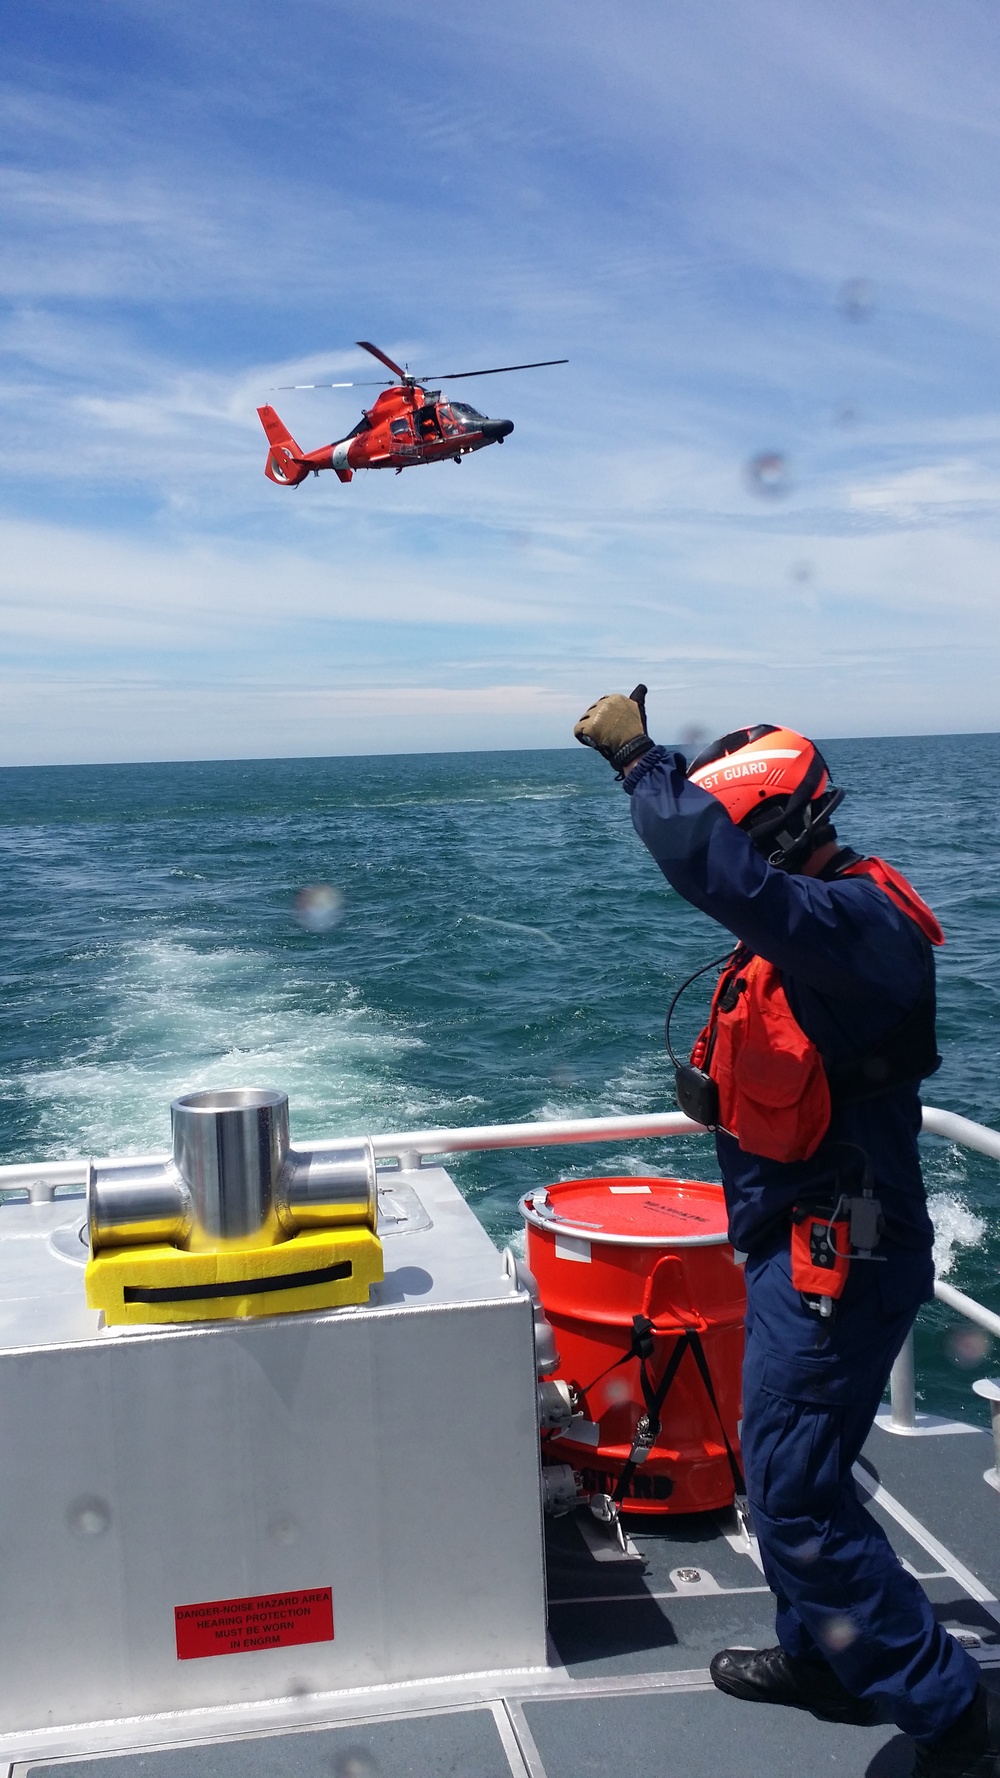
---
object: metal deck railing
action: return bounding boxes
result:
[1,1102,997,1447]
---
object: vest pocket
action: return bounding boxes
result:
[731,1045,830,1160]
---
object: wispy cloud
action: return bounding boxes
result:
[1,0,999,761]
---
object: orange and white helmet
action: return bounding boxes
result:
[686,724,844,868]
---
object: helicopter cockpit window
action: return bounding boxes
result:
[449,403,486,424]
[390,418,412,437]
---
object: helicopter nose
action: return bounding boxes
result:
[481,418,514,441]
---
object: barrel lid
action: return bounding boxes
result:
[520,1175,729,1248]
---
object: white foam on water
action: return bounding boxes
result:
[506,1225,527,1261]
[927,1192,986,1278]
[2,936,453,1160]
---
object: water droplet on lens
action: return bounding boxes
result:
[267,1513,300,1545]
[838,278,876,321]
[822,1613,857,1651]
[834,402,860,428]
[790,561,813,585]
[679,723,708,749]
[745,452,791,498]
[790,1535,822,1565]
[944,1326,990,1369]
[67,1495,111,1536]
[294,885,344,933]
[334,1752,380,1778]
[549,1063,575,1089]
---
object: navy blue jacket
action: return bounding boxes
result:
[626,747,936,1259]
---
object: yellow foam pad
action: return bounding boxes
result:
[86,1226,383,1326]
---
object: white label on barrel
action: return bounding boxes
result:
[608,1184,651,1193]
[554,1233,591,1263]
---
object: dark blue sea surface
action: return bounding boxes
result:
[0,737,996,1419]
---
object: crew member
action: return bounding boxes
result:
[574,687,999,1778]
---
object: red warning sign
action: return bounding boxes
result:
[174,1587,334,1660]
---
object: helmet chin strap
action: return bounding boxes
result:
[760,787,846,871]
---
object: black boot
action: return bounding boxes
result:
[710,1645,878,1726]
[914,1688,1000,1777]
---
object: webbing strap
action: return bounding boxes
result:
[611,1328,690,1506]
[685,1327,745,1497]
[610,1317,745,1508]
[577,1312,656,1399]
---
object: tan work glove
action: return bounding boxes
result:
[574,684,654,775]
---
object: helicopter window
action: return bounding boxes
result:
[390,418,412,437]
[449,402,486,423]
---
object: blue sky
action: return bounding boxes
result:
[2,0,1000,763]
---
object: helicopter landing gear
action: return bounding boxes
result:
[454,454,462,464]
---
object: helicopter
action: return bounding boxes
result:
[256,340,567,486]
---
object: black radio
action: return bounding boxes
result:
[673,1062,720,1128]
[665,950,737,1129]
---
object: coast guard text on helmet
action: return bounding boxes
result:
[701,761,771,791]
[690,746,802,795]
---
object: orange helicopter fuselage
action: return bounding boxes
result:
[258,384,513,486]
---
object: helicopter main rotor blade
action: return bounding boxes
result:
[274,352,568,392]
[357,340,410,380]
[274,379,393,390]
[420,358,569,381]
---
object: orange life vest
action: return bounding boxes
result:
[689,858,944,1164]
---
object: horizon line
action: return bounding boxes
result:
[0,730,997,773]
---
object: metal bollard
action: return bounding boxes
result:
[173,1088,289,1246]
[88,1089,377,1253]
[86,1157,192,1254]
[279,1138,377,1235]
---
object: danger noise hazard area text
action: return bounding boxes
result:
[174,1587,334,1660]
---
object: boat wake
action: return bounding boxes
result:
[1,936,453,1160]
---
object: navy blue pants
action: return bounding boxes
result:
[742,1242,979,1741]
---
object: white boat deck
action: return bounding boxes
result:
[4,1378,998,1777]
[1,1106,998,1777]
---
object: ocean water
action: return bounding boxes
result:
[0,736,997,1421]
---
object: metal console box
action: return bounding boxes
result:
[0,1164,547,1735]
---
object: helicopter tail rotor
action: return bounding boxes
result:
[257,406,311,486]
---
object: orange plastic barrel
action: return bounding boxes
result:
[521,1176,746,1515]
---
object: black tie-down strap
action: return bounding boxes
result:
[610,1314,745,1509]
